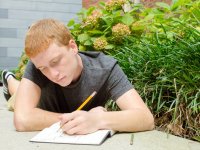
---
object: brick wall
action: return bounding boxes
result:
[0,0,82,70]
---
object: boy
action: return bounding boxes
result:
[2,19,154,135]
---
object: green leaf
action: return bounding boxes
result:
[156,2,171,11]
[172,0,179,4]
[87,7,95,16]
[67,19,75,27]
[121,13,134,25]
[192,136,200,142]
[192,7,200,21]
[171,0,185,11]
[98,1,105,8]
[87,30,104,35]
[105,44,115,49]
[79,45,86,51]
[166,32,174,41]
[114,10,122,17]
[84,40,92,46]
[78,8,88,20]
[77,33,90,43]
[90,37,96,42]
[102,16,113,26]
[73,24,81,29]
[143,14,154,21]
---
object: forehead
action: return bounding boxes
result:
[31,43,65,67]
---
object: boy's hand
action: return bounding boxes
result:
[59,107,106,135]
[89,106,107,113]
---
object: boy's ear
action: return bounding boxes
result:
[69,39,78,50]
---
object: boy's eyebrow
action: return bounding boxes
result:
[35,53,61,69]
[36,58,55,69]
[34,62,47,69]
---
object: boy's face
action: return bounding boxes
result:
[31,40,83,87]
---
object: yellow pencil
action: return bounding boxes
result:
[77,91,97,110]
[57,91,97,132]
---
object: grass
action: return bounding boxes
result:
[105,22,200,141]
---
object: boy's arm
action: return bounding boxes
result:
[100,88,155,132]
[14,78,60,131]
[59,88,154,135]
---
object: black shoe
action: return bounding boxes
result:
[1,70,15,101]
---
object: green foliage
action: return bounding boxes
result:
[69,0,200,140]
[68,0,141,51]
[14,52,29,80]
[136,25,200,140]
[105,99,120,111]
[68,0,200,50]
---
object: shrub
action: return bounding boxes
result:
[68,0,200,141]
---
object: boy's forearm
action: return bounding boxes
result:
[14,108,61,131]
[99,109,154,132]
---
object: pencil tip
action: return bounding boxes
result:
[91,91,97,97]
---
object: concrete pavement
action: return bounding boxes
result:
[0,87,199,150]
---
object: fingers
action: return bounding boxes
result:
[59,111,86,134]
[63,120,96,135]
[58,109,101,135]
[62,119,80,134]
[59,111,82,126]
[64,124,86,135]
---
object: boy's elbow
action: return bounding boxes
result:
[147,112,155,130]
[14,113,29,132]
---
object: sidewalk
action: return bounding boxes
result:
[0,87,199,150]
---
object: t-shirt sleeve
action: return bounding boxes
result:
[23,61,48,88]
[106,64,133,101]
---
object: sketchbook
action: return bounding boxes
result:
[30,122,115,145]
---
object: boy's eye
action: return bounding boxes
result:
[52,60,58,64]
[39,67,46,71]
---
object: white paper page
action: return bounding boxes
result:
[30,122,114,145]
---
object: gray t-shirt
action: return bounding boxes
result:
[23,51,133,113]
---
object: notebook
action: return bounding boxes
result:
[30,122,115,145]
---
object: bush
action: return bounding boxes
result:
[14,52,28,80]
[68,0,200,141]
